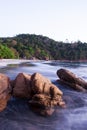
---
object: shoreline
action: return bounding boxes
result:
[0,59,87,68]
[0,59,31,68]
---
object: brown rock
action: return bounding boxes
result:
[29,94,55,116]
[29,94,51,108]
[0,73,11,94]
[57,68,87,92]
[29,93,65,116]
[10,72,65,116]
[31,73,51,94]
[50,84,63,98]
[12,73,32,99]
[30,105,55,116]
[0,73,11,111]
[0,94,11,112]
[31,73,63,96]
[30,94,65,108]
[29,73,65,115]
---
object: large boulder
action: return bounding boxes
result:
[0,95,10,112]
[57,68,87,92]
[11,72,65,116]
[12,73,32,99]
[31,73,51,95]
[29,73,65,116]
[0,73,11,111]
[31,73,63,96]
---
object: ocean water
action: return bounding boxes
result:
[0,60,87,130]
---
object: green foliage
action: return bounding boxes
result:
[0,44,15,59]
[0,34,87,60]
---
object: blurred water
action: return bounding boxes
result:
[0,60,87,130]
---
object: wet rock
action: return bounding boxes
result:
[57,68,87,92]
[0,73,11,111]
[12,73,32,99]
[31,73,63,96]
[10,72,65,116]
[0,94,11,112]
[0,71,65,115]
[29,94,55,116]
[31,73,51,94]
[29,73,65,115]
[29,104,55,116]
[29,94,65,108]
[29,94,52,108]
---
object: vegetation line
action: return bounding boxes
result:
[0,34,87,60]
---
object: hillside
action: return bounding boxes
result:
[0,34,87,60]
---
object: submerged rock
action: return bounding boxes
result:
[57,68,87,92]
[29,102,55,116]
[0,73,11,111]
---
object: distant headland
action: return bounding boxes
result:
[0,34,87,61]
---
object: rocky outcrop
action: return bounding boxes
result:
[29,73,65,115]
[31,73,63,94]
[57,68,87,92]
[0,72,65,116]
[12,73,32,99]
[0,73,11,111]
[31,73,64,101]
[12,72,65,116]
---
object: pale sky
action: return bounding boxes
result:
[0,0,87,42]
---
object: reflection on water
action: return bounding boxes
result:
[0,60,87,130]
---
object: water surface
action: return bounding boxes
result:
[0,60,87,130]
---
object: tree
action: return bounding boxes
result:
[0,45,15,59]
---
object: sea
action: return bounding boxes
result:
[0,60,87,130]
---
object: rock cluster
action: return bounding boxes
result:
[0,72,65,116]
[1,68,87,116]
[57,68,87,92]
[0,73,11,112]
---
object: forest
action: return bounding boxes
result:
[0,34,87,60]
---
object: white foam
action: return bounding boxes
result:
[0,59,29,68]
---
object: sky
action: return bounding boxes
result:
[0,0,87,42]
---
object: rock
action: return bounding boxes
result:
[39,107,54,116]
[31,73,63,96]
[57,68,87,92]
[29,73,65,115]
[12,73,32,99]
[29,94,52,108]
[30,105,55,116]
[0,73,11,111]
[0,94,11,112]
[31,73,51,94]
[29,94,65,108]
[0,73,11,94]
[29,93,65,116]
[29,94,55,116]
[0,71,66,115]
[10,72,65,116]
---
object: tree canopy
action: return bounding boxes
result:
[0,34,87,60]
